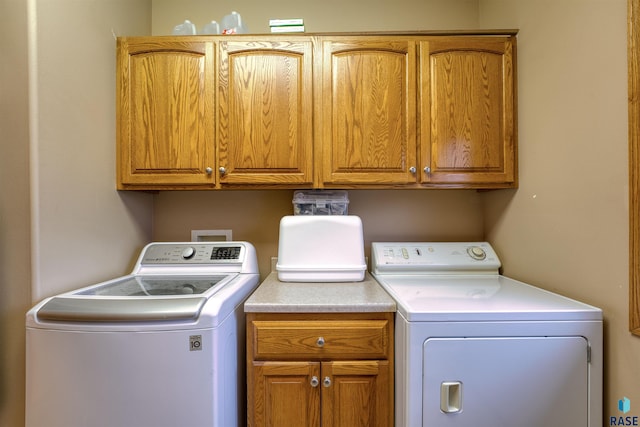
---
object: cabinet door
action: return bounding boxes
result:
[322,361,392,427]
[218,38,314,185]
[251,361,320,427]
[320,38,418,185]
[420,37,517,187]
[117,38,215,188]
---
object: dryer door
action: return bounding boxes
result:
[423,336,589,427]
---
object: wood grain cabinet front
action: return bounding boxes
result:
[247,313,394,427]
[116,32,517,190]
[217,38,314,186]
[251,319,389,359]
[319,35,517,188]
[419,36,517,188]
[116,37,216,189]
[318,38,418,186]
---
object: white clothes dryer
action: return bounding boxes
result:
[26,241,260,427]
[371,242,602,427]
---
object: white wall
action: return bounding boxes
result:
[479,0,631,421]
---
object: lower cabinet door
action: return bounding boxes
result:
[251,360,392,427]
[322,361,392,427]
[251,361,321,427]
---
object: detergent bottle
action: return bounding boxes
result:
[221,11,248,34]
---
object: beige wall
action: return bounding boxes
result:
[1,0,633,426]
[150,0,486,280]
[153,190,484,280]
[0,1,32,425]
[31,1,155,301]
[479,0,630,421]
[31,0,156,300]
[149,1,488,279]
[151,0,479,35]
[153,0,635,423]
[0,1,154,426]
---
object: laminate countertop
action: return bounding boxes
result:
[244,271,396,313]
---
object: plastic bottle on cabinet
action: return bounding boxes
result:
[201,21,220,35]
[221,11,247,34]
[172,20,196,35]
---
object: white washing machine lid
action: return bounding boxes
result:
[34,274,236,322]
[373,274,603,322]
[28,242,260,326]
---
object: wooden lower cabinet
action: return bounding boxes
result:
[247,313,394,427]
[322,360,391,427]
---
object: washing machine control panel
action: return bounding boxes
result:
[371,242,501,274]
[140,243,245,264]
[132,241,259,275]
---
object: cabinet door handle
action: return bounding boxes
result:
[409,166,417,174]
[424,166,431,174]
[219,167,227,176]
[310,376,319,387]
[205,167,213,175]
[323,376,332,388]
[316,337,325,347]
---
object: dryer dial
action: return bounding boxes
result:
[467,246,487,260]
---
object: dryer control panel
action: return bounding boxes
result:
[371,242,501,275]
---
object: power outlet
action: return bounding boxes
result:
[191,229,232,242]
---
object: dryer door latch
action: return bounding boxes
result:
[440,381,463,413]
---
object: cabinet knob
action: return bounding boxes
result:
[310,376,319,387]
[409,166,417,174]
[205,167,213,175]
[219,167,227,176]
[323,376,332,388]
[316,337,325,347]
[424,166,431,174]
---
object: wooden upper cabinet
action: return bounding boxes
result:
[420,36,517,187]
[217,38,314,185]
[115,33,517,190]
[117,38,216,188]
[319,38,417,185]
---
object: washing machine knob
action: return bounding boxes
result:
[181,247,196,260]
[467,246,486,260]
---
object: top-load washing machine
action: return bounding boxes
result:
[26,241,260,427]
[371,242,602,427]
